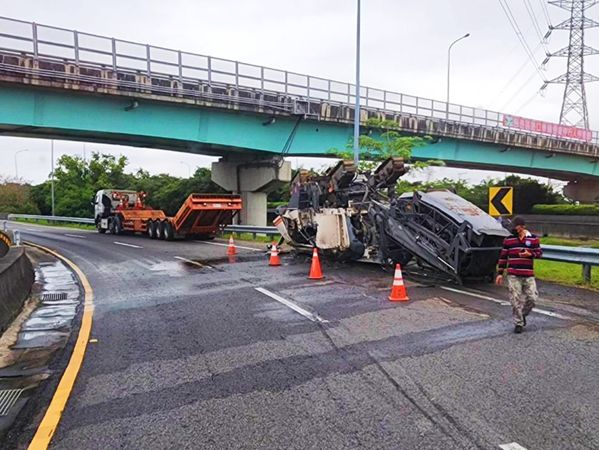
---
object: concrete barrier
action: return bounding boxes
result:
[523,215,599,239]
[0,247,34,333]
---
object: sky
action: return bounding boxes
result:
[2,0,597,187]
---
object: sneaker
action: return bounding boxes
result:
[514,325,523,334]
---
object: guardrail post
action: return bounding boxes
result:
[583,264,592,284]
[14,230,21,246]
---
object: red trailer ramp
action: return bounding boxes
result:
[167,194,242,240]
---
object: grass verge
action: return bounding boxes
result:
[535,259,599,291]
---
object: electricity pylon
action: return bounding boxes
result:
[543,1,599,129]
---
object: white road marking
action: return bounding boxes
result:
[255,287,329,324]
[174,256,213,269]
[113,241,143,249]
[194,240,262,252]
[64,234,86,239]
[532,309,570,319]
[499,443,528,450]
[441,286,510,306]
[441,286,570,320]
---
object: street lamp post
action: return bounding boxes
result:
[51,140,55,217]
[14,149,28,179]
[446,33,470,118]
[353,0,361,165]
[180,161,192,178]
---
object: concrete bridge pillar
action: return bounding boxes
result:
[564,179,599,203]
[211,157,292,226]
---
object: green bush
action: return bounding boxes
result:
[532,204,599,215]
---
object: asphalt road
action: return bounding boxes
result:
[5,222,599,450]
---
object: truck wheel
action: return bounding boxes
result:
[149,221,158,239]
[147,221,154,239]
[163,221,174,241]
[109,218,116,234]
[96,218,106,234]
[113,215,123,235]
[157,221,165,240]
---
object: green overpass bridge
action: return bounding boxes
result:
[0,16,598,223]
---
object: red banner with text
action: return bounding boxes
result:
[502,115,593,142]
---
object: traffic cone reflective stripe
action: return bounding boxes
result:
[227,236,237,256]
[388,263,409,302]
[269,243,281,266]
[308,247,324,280]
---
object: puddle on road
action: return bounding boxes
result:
[0,253,81,436]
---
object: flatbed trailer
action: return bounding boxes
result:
[94,190,241,240]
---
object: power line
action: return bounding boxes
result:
[537,0,554,26]
[491,41,544,107]
[499,68,540,110]
[524,0,548,48]
[497,0,547,82]
[514,88,542,113]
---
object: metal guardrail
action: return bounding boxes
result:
[8,214,95,224]
[6,214,597,282]
[542,244,599,283]
[224,225,278,236]
[6,214,279,235]
[0,15,598,151]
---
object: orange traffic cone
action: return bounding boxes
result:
[269,243,281,266]
[388,264,409,302]
[308,247,324,280]
[227,236,237,256]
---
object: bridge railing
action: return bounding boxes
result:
[1,15,597,148]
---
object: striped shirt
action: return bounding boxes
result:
[497,231,542,277]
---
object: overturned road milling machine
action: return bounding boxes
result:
[274,158,509,283]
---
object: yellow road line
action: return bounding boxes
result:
[25,242,94,450]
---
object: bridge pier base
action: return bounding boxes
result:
[564,179,599,203]
[211,157,292,226]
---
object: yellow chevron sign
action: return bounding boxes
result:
[0,231,11,258]
[489,187,513,217]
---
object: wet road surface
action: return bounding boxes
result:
[3,221,599,450]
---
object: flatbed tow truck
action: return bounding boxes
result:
[93,189,242,240]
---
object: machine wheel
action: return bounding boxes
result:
[113,215,123,235]
[163,221,174,241]
[109,218,116,234]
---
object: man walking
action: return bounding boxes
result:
[495,217,543,333]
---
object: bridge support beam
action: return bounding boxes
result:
[564,179,599,203]
[212,157,292,226]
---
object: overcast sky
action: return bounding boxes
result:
[2,0,596,186]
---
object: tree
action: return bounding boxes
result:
[30,153,227,217]
[329,118,444,172]
[0,177,40,214]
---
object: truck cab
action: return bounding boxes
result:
[93,189,139,233]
